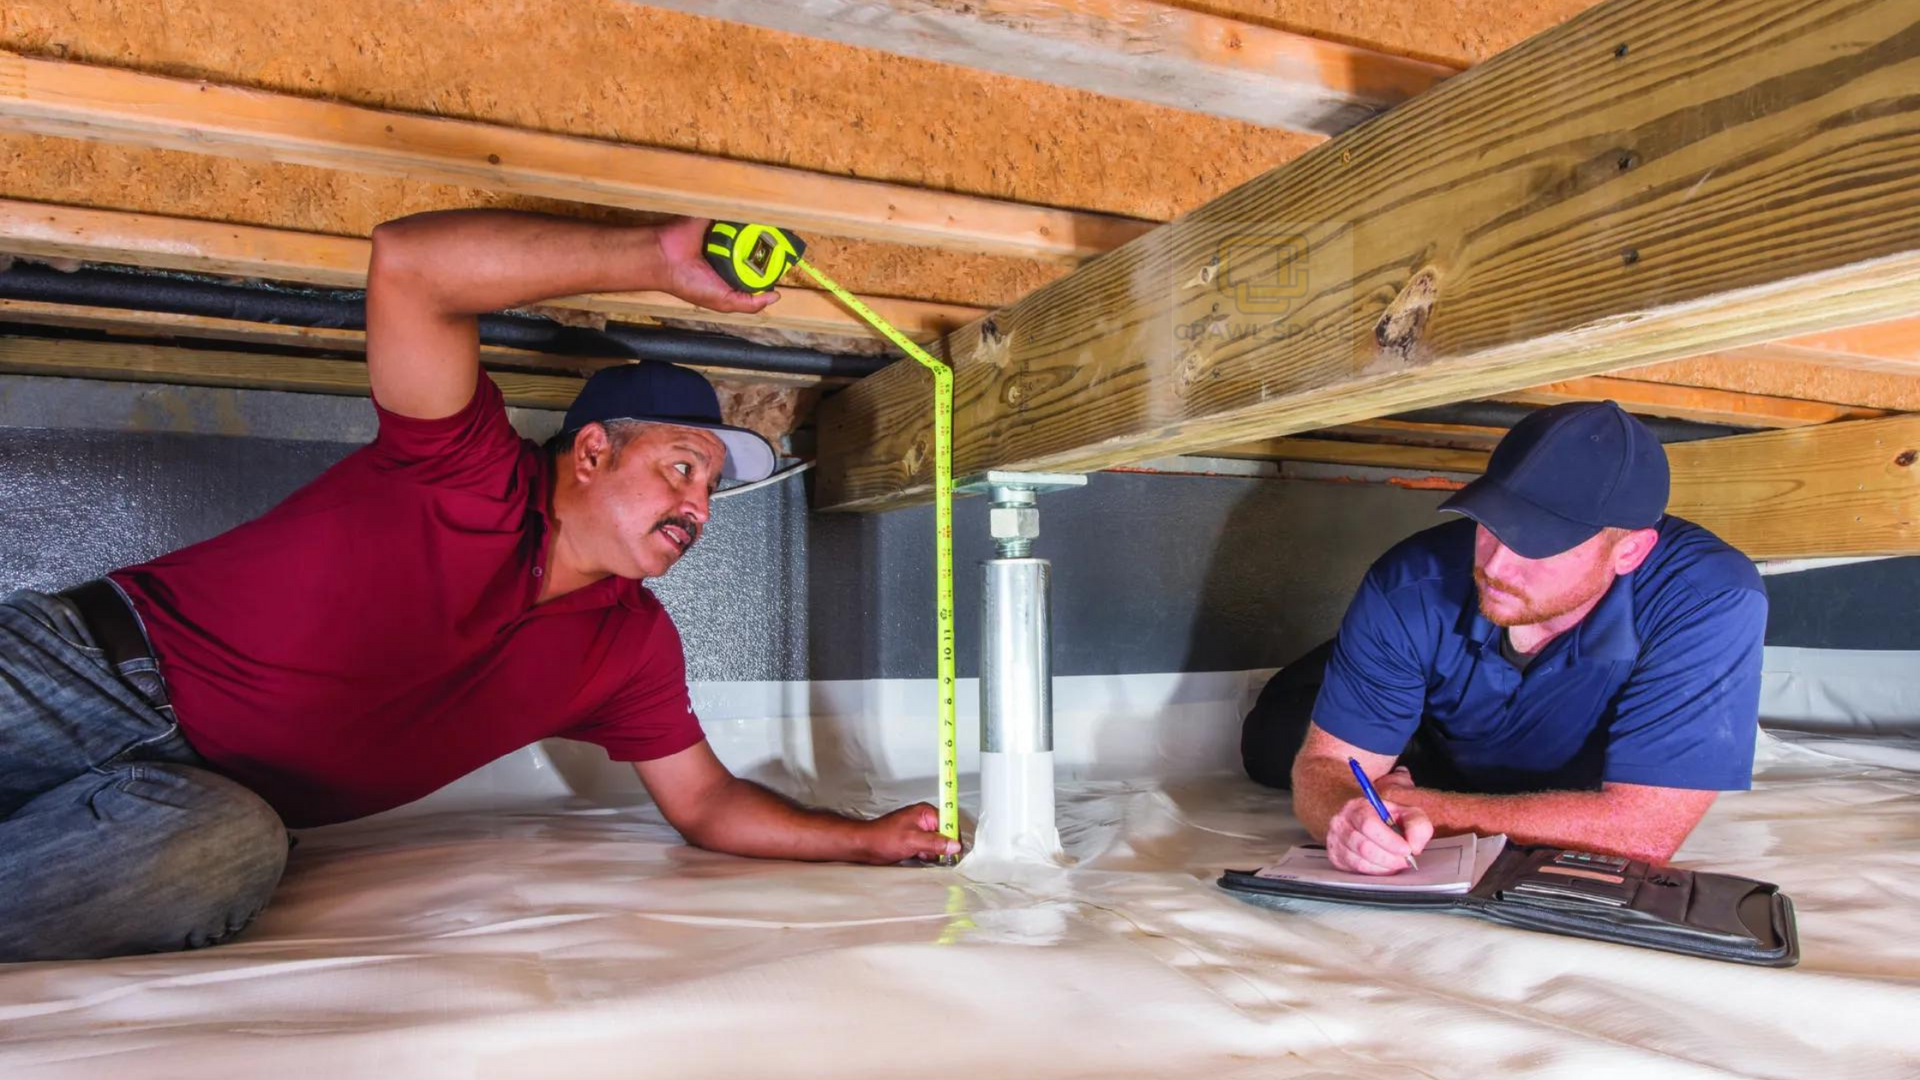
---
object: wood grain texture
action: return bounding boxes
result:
[1668,415,1920,558]
[0,199,986,342]
[1315,418,1510,449]
[0,52,1154,263]
[815,0,1920,512]
[1207,436,1490,472]
[0,334,584,409]
[1493,376,1887,428]
[1774,315,1920,363]
[0,298,837,388]
[643,0,1458,134]
[1220,417,1920,558]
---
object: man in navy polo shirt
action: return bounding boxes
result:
[1241,402,1767,874]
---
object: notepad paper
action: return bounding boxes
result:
[1254,833,1509,893]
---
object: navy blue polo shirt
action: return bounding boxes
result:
[1313,517,1767,793]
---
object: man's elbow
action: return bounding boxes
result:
[1604,786,1716,866]
[367,217,441,300]
[677,822,724,853]
[660,781,744,854]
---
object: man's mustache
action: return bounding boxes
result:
[652,514,702,552]
[1474,569,1523,599]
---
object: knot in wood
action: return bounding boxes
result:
[1175,347,1209,393]
[1373,267,1441,362]
[976,317,1012,366]
[1896,449,1917,468]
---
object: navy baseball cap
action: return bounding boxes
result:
[1439,401,1669,559]
[560,362,776,483]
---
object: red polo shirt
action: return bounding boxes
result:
[111,378,705,827]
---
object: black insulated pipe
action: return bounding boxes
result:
[0,263,891,380]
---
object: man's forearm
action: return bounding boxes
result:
[1292,755,1367,842]
[680,777,875,863]
[1390,786,1673,861]
[370,209,672,317]
[1295,756,1695,864]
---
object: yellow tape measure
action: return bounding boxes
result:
[705,221,959,863]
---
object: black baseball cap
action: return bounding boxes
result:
[1439,401,1668,559]
[560,362,776,483]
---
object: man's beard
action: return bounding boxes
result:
[1473,565,1612,628]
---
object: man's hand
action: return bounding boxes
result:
[637,743,962,865]
[653,217,782,315]
[1325,796,1433,875]
[852,803,962,865]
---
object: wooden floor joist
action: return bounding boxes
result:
[1220,417,1920,560]
[1493,376,1887,428]
[1668,415,1920,559]
[1773,315,1920,365]
[0,200,987,343]
[814,0,1920,512]
[0,52,1154,263]
[1208,437,1491,474]
[1314,418,1510,450]
[0,298,838,388]
[1622,351,1920,413]
[641,0,1458,135]
[0,334,586,410]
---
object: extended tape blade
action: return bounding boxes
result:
[795,259,961,858]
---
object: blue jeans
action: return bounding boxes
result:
[0,589,287,962]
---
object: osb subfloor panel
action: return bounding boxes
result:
[1626,356,1920,414]
[0,133,1056,310]
[0,0,1334,310]
[1183,0,1603,69]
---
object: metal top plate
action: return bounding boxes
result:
[956,470,1089,496]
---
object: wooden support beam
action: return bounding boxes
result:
[1316,418,1510,450]
[0,334,584,410]
[1221,418,1920,559]
[0,200,986,343]
[641,0,1457,135]
[1208,437,1490,473]
[0,298,837,388]
[1494,376,1887,428]
[815,0,1920,512]
[1668,416,1919,558]
[0,52,1152,263]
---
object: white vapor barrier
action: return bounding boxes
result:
[1761,646,1920,736]
[4,671,1920,1078]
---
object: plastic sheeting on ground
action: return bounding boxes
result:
[3,670,1918,1079]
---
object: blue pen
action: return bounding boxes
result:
[1348,757,1419,871]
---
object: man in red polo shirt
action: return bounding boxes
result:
[0,210,956,962]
